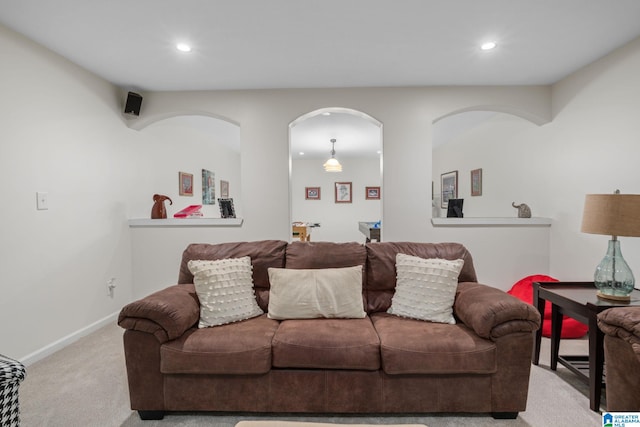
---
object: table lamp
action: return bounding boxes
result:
[581,191,640,301]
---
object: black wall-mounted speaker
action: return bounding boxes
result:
[124,91,142,116]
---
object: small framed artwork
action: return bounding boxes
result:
[365,186,380,200]
[335,182,352,203]
[202,169,215,204]
[305,187,321,200]
[220,180,229,198]
[471,168,483,196]
[218,198,236,218]
[179,172,193,196]
[440,170,458,208]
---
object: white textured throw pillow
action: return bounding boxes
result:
[267,266,366,319]
[188,257,263,328]
[388,253,464,324]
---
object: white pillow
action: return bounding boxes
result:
[188,257,263,328]
[267,266,365,319]
[387,253,464,324]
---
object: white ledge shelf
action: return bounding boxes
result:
[128,218,243,228]
[431,217,552,227]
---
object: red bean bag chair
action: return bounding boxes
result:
[507,274,588,338]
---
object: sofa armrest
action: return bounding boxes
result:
[598,307,640,347]
[454,282,541,340]
[118,284,200,343]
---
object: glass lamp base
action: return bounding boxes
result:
[593,240,635,302]
[596,290,631,302]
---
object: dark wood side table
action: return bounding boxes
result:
[531,281,640,412]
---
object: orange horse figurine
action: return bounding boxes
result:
[151,194,172,219]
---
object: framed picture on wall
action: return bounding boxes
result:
[220,180,229,198]
[440,170,458,208]
[365,186,380,200]
[471,168,482,196]
[335,182,352,203]
[202,169,215,204]
[179,172,193,196]
[305,187,321,200]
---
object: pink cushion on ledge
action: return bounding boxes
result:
[507,274,588,339]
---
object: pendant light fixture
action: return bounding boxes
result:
[323,138,342,172]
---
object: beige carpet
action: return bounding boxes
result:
[17,323,603,427]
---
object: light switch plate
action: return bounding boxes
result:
[36,192,49,210]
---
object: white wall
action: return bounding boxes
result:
[0,25,138,361]
[0,25,243,361]
[432,36,640,287]
[134,85,550,239]
[126,86,550,298]
[291,157,382,243]
[547,36,640,281]
[6,18,640,362]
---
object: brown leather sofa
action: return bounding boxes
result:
[118,240,540,420]
[598,307,640,411]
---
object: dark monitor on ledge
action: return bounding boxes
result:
[447,199,464,218]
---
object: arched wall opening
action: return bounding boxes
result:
[432,106,548,218]
[130,113,241,218]
[289,107,383,242]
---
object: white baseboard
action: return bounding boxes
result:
[20,311,120,366]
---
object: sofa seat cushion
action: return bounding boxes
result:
[272,317,380,370]
[160,314,280,375]
[371,312,496,375]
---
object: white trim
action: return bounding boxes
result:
[128,217,243,227]
[19,311,120,366]
[431,217,552,227]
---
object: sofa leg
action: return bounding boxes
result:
[138,410,164,420]
[492,412,518,419]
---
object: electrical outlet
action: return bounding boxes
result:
[107,278,116,297]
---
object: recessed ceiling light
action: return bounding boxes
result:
[481,41,497,51]
[299,152,305,156]
[176,43,192,53]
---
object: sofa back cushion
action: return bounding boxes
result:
[178,240,288,311]
[285,241,367,270]
[365,242,477,313]
[285,241,368,310]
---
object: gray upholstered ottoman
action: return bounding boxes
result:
[0,355,26,427]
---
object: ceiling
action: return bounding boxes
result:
[2,0,640,155]
[291,111,382,160]
[1,0,640,92]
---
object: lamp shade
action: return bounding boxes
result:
[581,194,640,237]
[323,157,342,172]
[323,138,342,172]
